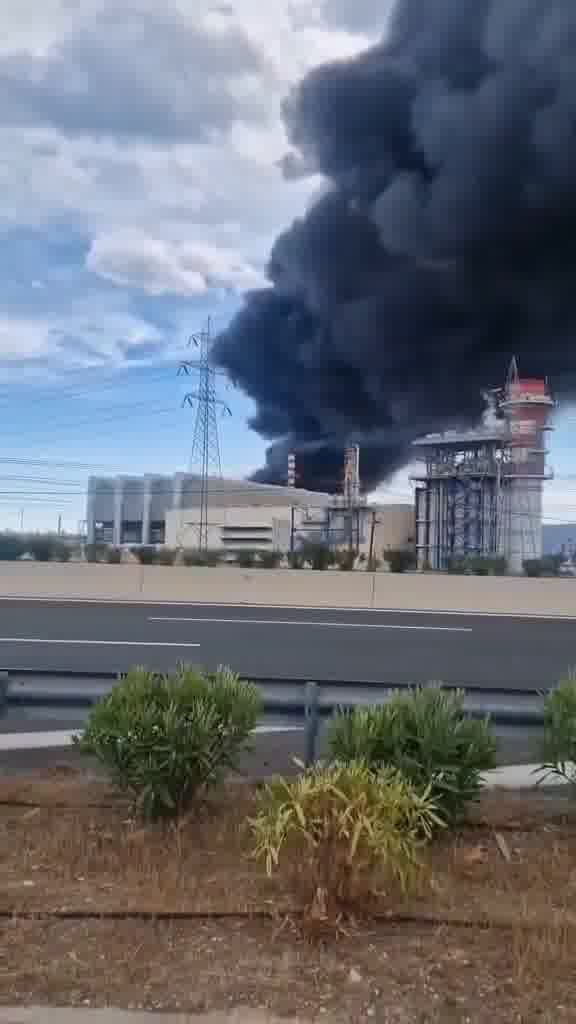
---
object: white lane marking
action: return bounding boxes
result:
[0,638,200,647]
[0,724,304,751]
[149,616,472,632]
[0,596,574,621]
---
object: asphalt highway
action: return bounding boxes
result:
[0,598,574,688]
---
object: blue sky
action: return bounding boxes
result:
[1,0,575,532]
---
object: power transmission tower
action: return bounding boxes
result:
[178,318,231,551]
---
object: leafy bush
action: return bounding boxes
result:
[384,548,416,573]
[0,534,26,560]
[523,558,542,577]
[156,548,176,566]
[75,664,261,821]
[251,760,440,928]
[182,548,221,567]
[539,676,576,788]
[85,543,110,563]
[300,541,334,571]
[236,549,258,568]
[288,551,305,569]
[106,547,122,564]
[54,542,72,562]
[524,555,563,578]
[328,687,496,826]
[258,550,283,569]
[448,555,507,575]
[133,546,157,565]
[471,555,507,576]
[27,536,57,562]
[335,549,356,571]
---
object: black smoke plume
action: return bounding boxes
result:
[213,0,576,492]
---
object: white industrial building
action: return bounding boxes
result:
[86,472,414,559]
[86,474,333,553]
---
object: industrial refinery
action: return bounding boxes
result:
[412,362,554,574]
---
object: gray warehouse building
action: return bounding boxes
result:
[86,473,334,552]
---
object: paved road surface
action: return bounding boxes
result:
[0,599,574,687]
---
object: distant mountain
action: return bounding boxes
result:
[543,524,576,555]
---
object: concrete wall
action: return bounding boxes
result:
[365,504,415,559]
[1,562,576,616]
[165,504,293,551]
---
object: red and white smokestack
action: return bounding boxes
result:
[287,453,296,488]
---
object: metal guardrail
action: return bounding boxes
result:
[0,669,549,766]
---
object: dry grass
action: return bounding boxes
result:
[2,917,576,1021]
[0,782,284,915]
[2,774,576,1020]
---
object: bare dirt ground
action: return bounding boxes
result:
[1,772,576,1022]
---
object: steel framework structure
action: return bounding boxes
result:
[412,367,554,572]
[178,318,231,551]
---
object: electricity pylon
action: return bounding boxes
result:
[178,318,231,551]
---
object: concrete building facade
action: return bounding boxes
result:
[86,474,415,559]
[86,474,333,551]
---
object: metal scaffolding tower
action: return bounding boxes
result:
[411,365,554,572]
[178,318,231,551]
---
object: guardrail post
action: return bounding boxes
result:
[0,672,8,718]
[304,681,319,768]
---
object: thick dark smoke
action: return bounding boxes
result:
[213,0,576,492]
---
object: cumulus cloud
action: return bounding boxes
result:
[320,0,395,33]
[0,0,381,376]
[0,3,270,142]
[87,231,266,297]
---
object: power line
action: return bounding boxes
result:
[0,364,175,412]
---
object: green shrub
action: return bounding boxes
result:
[75,664,261,821]
[106,547,122,564]
[236,549,258,568]
[85,543,109,563]
[335,549,356,571]
[300,541,334,571]
[251,760,441,928]
[448,555,507,575]
[54,542,72,562]
[26,535,57,562]
[328,687,496,827]
[384,548,415,573]
[156,548,176,566]
[258,550,283,569]
[288,551,305,569]
[524,554,563,578]
[0,534,26,561]
[182,548,221,567]
[539,676,576,788]
[133,546,157,565]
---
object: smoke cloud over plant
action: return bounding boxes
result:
[214,0,576,491]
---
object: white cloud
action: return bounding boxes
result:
[0,307,166,370]
[0,0,378,370]
[87,231,266,297]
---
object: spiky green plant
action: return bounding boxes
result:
[251,759,441,926]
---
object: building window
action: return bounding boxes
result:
[121,521,143,544]
[94,521,114,544]
[150,521,166,544]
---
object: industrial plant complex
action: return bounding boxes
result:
[86,470,414,561]
[85,363,555,574]
[412,363,554,574]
